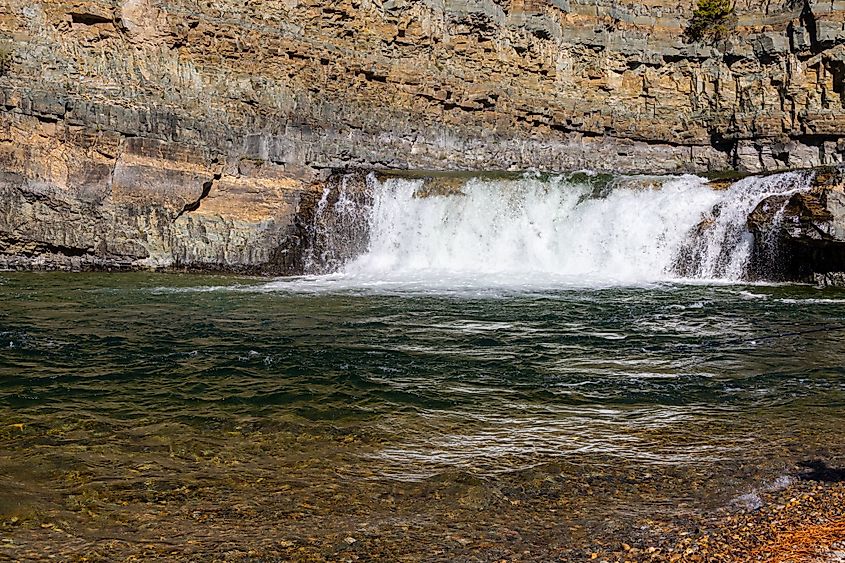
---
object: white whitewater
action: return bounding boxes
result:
[348,174,718,284]
[282,170,813,292]
[678,171,810,280]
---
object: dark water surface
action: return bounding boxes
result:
[1,272,844,559]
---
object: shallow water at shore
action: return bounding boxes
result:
[1,272,844,559]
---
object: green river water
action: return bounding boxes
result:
[0,272,843,560]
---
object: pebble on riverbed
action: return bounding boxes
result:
[587,477,845,563]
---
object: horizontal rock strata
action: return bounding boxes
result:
[2,0,845,270]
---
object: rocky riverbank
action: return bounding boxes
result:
[594,471,845,563]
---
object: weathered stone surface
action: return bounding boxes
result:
[748,168,845,282]
[0,111,310,272]
[2,0,845,270]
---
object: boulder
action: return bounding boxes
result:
[747,168,845,283]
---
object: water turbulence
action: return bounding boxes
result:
[301,170,815,285]
[302,172,374,274]
[2,166,844,559]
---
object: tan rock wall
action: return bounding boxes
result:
[1,0,845,270]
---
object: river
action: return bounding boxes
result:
[1,271,843,559]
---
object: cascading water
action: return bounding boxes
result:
[300,170,815,287]
[302,173,374,275]
[673,171,812,280]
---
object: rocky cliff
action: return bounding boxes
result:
[2,0,845,272]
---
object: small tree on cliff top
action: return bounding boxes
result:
[684,0,736,43]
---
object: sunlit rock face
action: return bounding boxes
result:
[2,0,845,271]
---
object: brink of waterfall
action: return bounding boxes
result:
[298,169,835,287]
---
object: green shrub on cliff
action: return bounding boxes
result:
[684,0,736,43]
[0,40,12,76]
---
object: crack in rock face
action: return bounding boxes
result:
[173,172,221,222]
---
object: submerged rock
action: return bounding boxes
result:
[415,177,467,198]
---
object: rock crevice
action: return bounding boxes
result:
[174,171,221,222]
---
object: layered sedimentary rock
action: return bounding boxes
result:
[2,0,845,270]
[0,110,308,271]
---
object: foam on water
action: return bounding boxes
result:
[348,174,719,283]
[777,298,845,304]
[264,170,814,292]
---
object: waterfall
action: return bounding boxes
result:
[302,173,374,275]
[301,170,814,287]
[673,171,812,280]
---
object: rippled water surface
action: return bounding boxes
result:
[1,272,844,558]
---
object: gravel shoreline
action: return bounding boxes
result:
[584,465,845,563]
[2,464,843,562]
